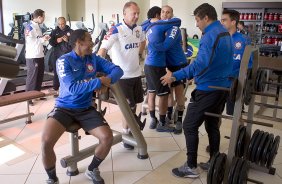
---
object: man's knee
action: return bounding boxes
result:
[41,136,55,153]
[176,105,185,111]
[99,131,113,146]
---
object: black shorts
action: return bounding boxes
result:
[118,77,144,107]
[168,64,187,87]
[144,65,170,96]
[47,106,108,132]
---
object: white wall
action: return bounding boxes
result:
[2,0,64,34]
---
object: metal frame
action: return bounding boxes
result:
[60,83,148,176]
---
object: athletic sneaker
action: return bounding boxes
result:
[123,142,134,150]
[172,162,200,178]
[199,161,210,171]
[174,121,182,134]
[85,168,105,184]
[46,178,59,184]
[156,122,174,132]
[165,117,173,124]
[149,118,158,129]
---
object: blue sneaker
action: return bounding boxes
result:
[149,118,158,129]
[85,168,105,184]
[172,162,200,178]
[46,178,59,184]
[156,122,174,132]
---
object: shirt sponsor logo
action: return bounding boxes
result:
[125,43,139,49]
[57,59,66,77]
[234,54,241,60]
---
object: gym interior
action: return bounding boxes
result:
[0,0,282,183]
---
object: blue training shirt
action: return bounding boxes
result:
[231,32,253,78]
[173,21,233,91]
[142,18,181,67]
[55,51,123,109]
[149,20,187,67]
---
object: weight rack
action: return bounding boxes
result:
[206,45,282,184]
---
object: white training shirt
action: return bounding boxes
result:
[25,21,45,59]
[100,20,145,79]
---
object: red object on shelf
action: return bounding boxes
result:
[278,24,282,33]
[274,13,279,21]
[240,13,244,20]
[269,13,274,20]
[244,13,249,20]
[266,36,273,44]
[248,13,253,20]
[280,13,282,21]
[264,13,269,20]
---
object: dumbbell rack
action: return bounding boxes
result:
[223,46,282,183]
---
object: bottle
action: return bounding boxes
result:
[269,13,274,21]
[274,13,278,21]
[249,13,253,20]
[280,13,282,21]
[264,13,269,20]
[258,13,262,20]
[261,36,266,44]
[274,36,279,46]
[244,13,249,20]
[240,13,243,20]
[266,36,272,44]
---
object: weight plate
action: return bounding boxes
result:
[255,132,269,164]
[236,125,246,157]
[251,130,264,162]
[247,129,260,161]
[261,133,274,166]
[255,70,262,92]
[232,158,244,184]
[207,152,220,184]
[228,157,239,184]
[266,136,280,168]
[212,153,227,184]
[238,159,249,184]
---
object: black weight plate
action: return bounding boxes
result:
[230,78,238,102]
[238,159,249,184]
[228,157,239,184]
[236,126,246,157]
[255,132,269,164]
[247,129,260,161]
[212,153,227,184]
[232,158,244,184]
[261,133,274,166]
[251,130,264,162]
[207,152,220,184]
[266,136,281,168]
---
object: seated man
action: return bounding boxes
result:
[41,29,123,184]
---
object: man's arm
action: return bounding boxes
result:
[97,48,108,58]
[150,26,181,51]
[97,26,119,58]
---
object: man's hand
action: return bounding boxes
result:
[62,35,68,42]
[99,76,111,87]
[160,68,173,86]
[44,35,51,41]
[96,84,109,96]
[57,37,63,43]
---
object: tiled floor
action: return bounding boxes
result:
[0,86,282,184]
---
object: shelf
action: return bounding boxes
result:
[261,32,282,35]
[263,20,282,23]
[240,20,262,22]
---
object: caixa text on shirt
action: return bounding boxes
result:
[125,43,139,49]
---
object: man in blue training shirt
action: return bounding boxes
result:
[149,5,188,135]
[142,9,181,133]
[161,3,233,178]
[221,9,253,115]
[41,29,123,184]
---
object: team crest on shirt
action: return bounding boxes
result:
[234,42,242,49]
[135,30,140,38]
[86,63,95,73]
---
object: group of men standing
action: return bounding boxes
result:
[24,2,252,184]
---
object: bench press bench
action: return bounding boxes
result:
[0,91,45,124]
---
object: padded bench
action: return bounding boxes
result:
[0,90,45,124]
